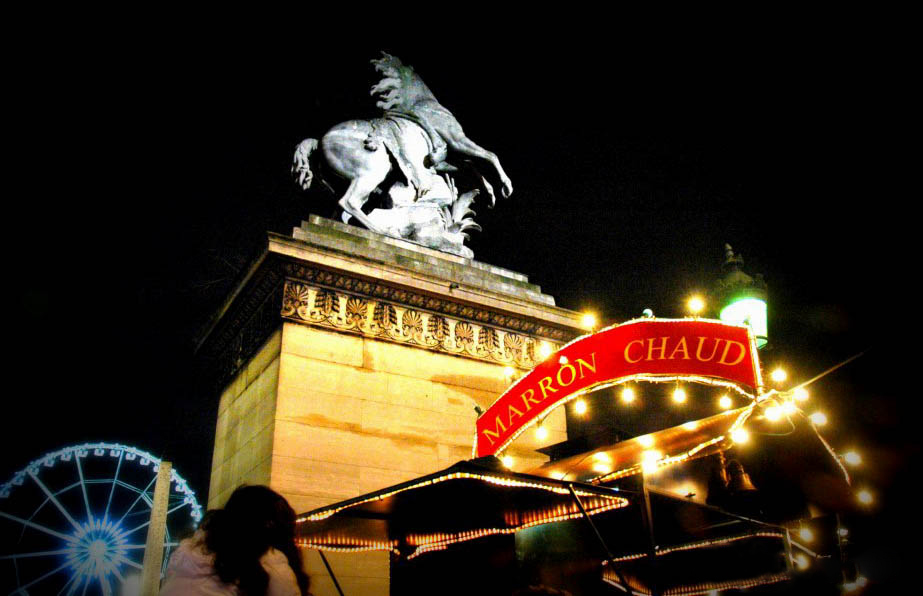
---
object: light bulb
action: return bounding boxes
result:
[580,313,597,330]
[538,342,553,360]
[765,405,782,422]
[621,387,636,403]
[809,412,828,426]
[687,295,705,315]
[641,449,662,462]
[591,462,612,474]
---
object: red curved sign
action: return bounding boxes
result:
[475,318,761,457]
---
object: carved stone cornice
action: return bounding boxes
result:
[279,261,575,343]
[196,229,583,395]
[195,258,285,395]
[281,277,563,368]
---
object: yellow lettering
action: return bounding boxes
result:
[668,336,690,360]
[625,340,644,363]
[520,389,541,411]
[557,363,576,387]
[481,416,507,446]
[695,337,720,362]
[718,340,747,366]
[507,404,524,425]
[538,376,557,399]
[576,353,597,378]
[648,337,669,360]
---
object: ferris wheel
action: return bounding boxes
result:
[0,442,203,595]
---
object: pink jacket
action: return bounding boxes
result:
[160,533,301,596]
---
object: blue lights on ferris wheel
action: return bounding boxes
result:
[1,442,204,595]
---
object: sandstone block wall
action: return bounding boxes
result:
[202,221,582,596]
[208,330,281,510]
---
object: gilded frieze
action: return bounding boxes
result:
[281,279,557,368]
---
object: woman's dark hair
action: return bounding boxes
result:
[202,485,310,595]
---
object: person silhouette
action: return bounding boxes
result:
[160,485,310,595]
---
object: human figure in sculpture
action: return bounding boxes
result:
[369,52,513,199]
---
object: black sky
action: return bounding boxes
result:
[7,27,916,578]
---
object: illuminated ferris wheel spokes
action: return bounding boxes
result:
[0,443,203,596]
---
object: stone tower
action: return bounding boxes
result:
[196,216,584,595]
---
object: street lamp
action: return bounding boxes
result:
[715,244,769,348]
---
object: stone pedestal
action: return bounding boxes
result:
[196,216,585,595]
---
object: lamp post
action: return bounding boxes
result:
[714,244,769,349]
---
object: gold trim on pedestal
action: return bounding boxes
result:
[282,279,557,368]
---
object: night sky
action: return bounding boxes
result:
[7,30,915,585]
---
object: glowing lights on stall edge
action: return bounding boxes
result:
[507,308,877,517]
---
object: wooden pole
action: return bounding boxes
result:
[318,550,346,596]
[640,474,661,596]
[567,484,634,596]
[140,461,172,596]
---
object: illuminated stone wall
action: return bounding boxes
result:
[199,217,584,596]
[274,322,571,594]
[208,329,281,510]
[273,321,566,514]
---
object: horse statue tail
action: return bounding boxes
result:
[292,138,320,190]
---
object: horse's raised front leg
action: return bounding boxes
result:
[338,176,386,233]
[445,134,513,198]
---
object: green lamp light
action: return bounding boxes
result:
[715,245,768,348]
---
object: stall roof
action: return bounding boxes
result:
[296,400,854,569]
[598,488,795,595]
[295,458,630,558]
[293,447,805,594]
[528,406,753,484]
[528,402,856,516]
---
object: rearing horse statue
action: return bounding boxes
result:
[293,53,512,257]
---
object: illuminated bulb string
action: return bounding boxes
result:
[297,540,399,554]
[591,406,755,483]
[813,424,851,485]
[297,478,627,557]
[600,531,787,565]
[594,435,728,483]
[474,316,763,459]
[788,538,819,559]
[749,388,850,484]
[404,500,626,560]
[602,570,791,596]
[759,351,869,486]
[297,472,627,523]
[478,373,760,459]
